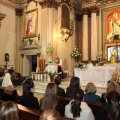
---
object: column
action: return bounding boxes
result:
[90,5,99,61]
[82,8,88,61]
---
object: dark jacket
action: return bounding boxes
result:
[57,86,65,97]
[20,92,39,109]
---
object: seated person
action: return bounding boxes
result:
[84,82,101,102]
[101,81,120,103]
[40,109,60,120]
[0,101,19,120]
[1,72,13,88]
[66,77,83,98]
[54,76,65,97]
[39,83,64,116]
[20,78,39,109]
[96,91,120,120]
[65,89,95,120]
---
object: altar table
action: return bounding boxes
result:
[74,66,116,86]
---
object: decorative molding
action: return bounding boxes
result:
[15,8,23,16]
[81,8,88,15]
[0,13,6,28]
[39,0,60,9]
[89,5,99,13]
[20,38,41,55]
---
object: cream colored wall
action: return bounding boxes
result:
[56,6,75,76]
[0,4,16,69]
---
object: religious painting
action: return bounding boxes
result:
[24,9,38,38]
[5,53,9,61]
[107,10,120,43]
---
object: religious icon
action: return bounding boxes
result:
[24,9,38,38]
[107,10,120,43]
[5,53,9,61]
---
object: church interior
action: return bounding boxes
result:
[0,0,120,119]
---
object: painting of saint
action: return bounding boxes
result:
[107,10,120,43]
[24,9,38,38]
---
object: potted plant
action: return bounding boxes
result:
[47,71,58,82]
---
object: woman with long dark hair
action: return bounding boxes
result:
[96,91,120,120]
[65,89,94,120]
[39,83,64,116]
[66,77,82,98]
[20,78,39,109]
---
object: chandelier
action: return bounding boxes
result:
[0,13,6,28]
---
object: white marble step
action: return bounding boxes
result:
[33,80,107,96]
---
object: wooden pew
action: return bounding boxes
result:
[58,96,102,116]
[18,104,73,120]
[0,87,18,103]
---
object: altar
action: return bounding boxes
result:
[32,63,57,82]
[74,66,116,87]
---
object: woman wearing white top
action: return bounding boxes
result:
[65,89,95,120]
[2,72,13,87]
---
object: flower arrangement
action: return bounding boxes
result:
[70,46,81,58]
[46,44,53,53]
[75,62,87,69]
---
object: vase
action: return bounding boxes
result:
[50,78,54,82]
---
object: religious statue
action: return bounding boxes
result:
[110,54,117,64]
[107,12,120,43]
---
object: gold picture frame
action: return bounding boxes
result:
[24,9,38,38]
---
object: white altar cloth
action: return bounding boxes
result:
[74,66,116,86]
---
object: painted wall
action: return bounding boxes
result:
[0,4,16,69]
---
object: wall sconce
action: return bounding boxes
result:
[0,13,6,28]
[58,28,73,41]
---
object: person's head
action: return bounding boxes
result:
[22,78,35,97]
[106,91,120,120]
[107,91,120,103]
[4,65,7,69]
[69,77,80,88]
[70,89,84,118]
[67,77,80,98]
[85,82,97,94]
[107,81,120,95]
[40,83,58,112]
[40,109,60,120]
[54,76,62,86]
[0,101,19,120]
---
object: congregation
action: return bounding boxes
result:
[0,66,120,120]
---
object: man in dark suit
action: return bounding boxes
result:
[54,76,65,97]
